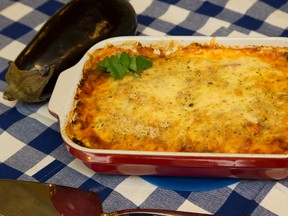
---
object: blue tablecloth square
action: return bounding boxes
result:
[0,22,32,40]
[168,26,196,35]
[95,185,114,202]
[0,163,23,179]
[195,2,224,17]
[36,0,64,16]
[0,107,26,130]
[158,0,180,4]
[138,15,157,26]
[281,29,288,37]
[215,191,259,216]
[234,15,264,31]
[28,127,63,154]
[260,0,287,9]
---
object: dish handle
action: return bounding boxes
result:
[48,65,80,120]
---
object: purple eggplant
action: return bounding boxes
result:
[3,0,137,102]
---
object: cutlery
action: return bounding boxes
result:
[0,179,211,216]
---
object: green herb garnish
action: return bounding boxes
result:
[95,52,152,79]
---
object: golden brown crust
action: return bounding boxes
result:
[66,41,288,154]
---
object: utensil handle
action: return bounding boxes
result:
[102,209,211,216]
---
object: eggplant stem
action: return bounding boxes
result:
[3,62,54,102]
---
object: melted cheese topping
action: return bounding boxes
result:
[66,42,288,154]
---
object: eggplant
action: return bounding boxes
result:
[3,0,137,103]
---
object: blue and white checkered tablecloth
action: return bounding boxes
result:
[1,0,288,215]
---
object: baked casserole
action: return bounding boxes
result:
[65,40,288,154]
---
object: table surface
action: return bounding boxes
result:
[1,0,288,215]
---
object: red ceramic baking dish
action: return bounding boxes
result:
[48,36,288,179]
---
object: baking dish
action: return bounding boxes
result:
[48,36,288,179]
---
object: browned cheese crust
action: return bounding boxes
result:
[65,41,288,154]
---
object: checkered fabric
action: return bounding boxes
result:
[1,0,288,215]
